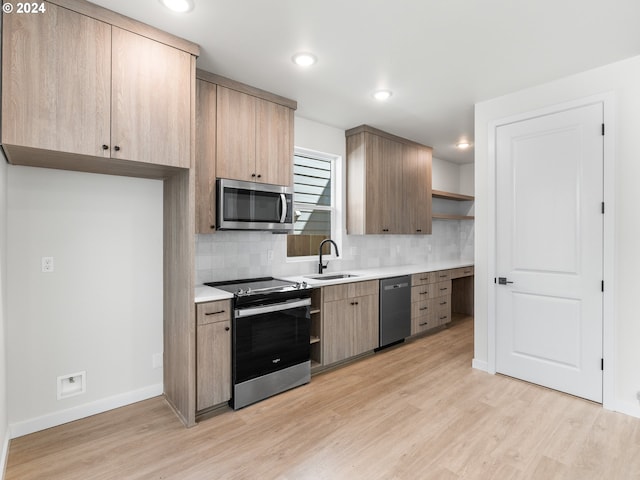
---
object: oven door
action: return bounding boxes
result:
[217,178,293,231]
[233,298,310,385]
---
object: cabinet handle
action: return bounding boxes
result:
[419,291,428,295]
[419,307,428,311]
[102,144,109,150]
[205,310,225,315]
[420,277,429,281]
[225,326,230,331]
[440,287,448,291]
[251,173,256,178]
[257,174,262,179]
[419,322,428,326]
[350,301,359,306]
[210,225,216,230]
[416,229,422,232]
[439,316,448,320]
[440,301,447,306]
[114,146,121,151]
[439,274,447,278]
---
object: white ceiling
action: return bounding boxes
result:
[91,0,640,163]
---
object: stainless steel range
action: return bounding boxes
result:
[205,277,312,409]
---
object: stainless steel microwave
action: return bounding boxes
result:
[216,178,294,232]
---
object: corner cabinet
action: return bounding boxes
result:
[346,125,432,234]
[2,1,197,173]
[194,70,297,233]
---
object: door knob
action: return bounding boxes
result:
[498,277,514,285]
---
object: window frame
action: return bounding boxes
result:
[286,146,342,262]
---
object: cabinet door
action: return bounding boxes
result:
[2,3,111,157]
[196,320,231,410]
[365,133,403,233]
[111,27,191,168]
[256,99,293,186]
[352,294,379,356]
[322,299,353,364]
[216,86,256,181]
[402,144,432,234]
[195,80,217,233]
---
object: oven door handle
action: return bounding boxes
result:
[235,298,311,318]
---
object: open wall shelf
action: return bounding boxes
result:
[431,190,475,220]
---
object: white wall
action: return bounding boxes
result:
[195,117,474,283]
[7,166,164,437]
[474,55,640,417]
[0,154,9,475]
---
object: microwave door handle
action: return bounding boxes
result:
[280,193,287,223]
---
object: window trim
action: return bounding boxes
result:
[286,146,342,263]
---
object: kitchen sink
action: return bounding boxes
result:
[304,273,359,281]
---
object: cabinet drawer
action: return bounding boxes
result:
[451,266,474,279]
[434,269,453,282]
[323,280,378,302]
[435,295,451,314]
[197,300,232,326]
[412,313,434,334]
[411,284,434,302]
[411,272,436,286]
[411,299,431,318]
[435,280,451,297]
[435,312,451,326]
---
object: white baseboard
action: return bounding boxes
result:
[472,358,489,372]
[9,383,163,439]
[611,400,640,419]
[1,428,9,480]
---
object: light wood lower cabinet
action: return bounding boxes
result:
[196,300,231,411]
[322,280,379,365]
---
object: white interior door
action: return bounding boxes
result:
[495,103,603,402]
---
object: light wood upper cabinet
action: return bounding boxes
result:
[2,3,111,158]
[216,86,257,181]
[195,79,217,233]
[256,98,294,185]
[402,144,433,234]
[346,125,433,235]
[1,2,197,172]
[215,84,295,186]
[111,28,192,168]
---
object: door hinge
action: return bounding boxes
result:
[601,280,604,292]
[601,358,604,371]
[601,123,605,136]
[601,202,605,214]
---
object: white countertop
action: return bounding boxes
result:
[194,260,473,304]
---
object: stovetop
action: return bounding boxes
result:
[205,276,309,297]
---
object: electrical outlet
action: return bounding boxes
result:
[57,371,86,399]
[41,256,54,273]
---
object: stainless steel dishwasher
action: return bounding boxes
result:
[379,275,411,348]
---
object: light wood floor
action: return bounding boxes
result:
[7,317,640,479]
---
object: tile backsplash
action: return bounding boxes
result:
[195,220,474,284]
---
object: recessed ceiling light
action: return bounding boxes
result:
[160,0,194,13]
[373,90,392,101]
[457,142,471,149]
[292,52,317,67]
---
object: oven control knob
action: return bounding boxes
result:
[294,282,301,289]
[301,281,308,289]
[237,288,244,295]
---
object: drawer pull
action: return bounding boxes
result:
[419,322,429,326]
[440,287,448,291]
[205,310,225,316]
[439,274,447,278]
[439,315,448,320]
[440,301,448,306]
[419,291,428,295]
[419,307,428,311]
[350,301,359,306]
[420,277,429,281]
[225,326,230,331]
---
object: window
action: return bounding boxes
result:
[287,148,339,258]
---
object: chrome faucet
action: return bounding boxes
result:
[318,239,339,274]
